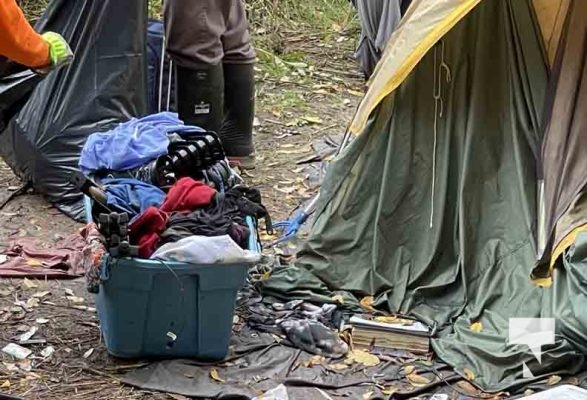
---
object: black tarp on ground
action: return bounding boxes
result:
[261,0,587,392]
[0,0,148,220]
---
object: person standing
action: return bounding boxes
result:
[164,0,256,169]
[0,0,73,73]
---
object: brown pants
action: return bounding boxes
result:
[164,0,256,68]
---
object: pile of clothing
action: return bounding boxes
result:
[77,112,270,293]
[79,112,238,190]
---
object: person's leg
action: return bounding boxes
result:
[220,0,256,168]
[164,0,225,132]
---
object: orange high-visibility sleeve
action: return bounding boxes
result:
[0,0,50,67]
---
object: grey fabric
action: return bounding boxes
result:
[122,328,460,399]
[535,0,587,269]
[164,0,255,67]
[354,0,401,77]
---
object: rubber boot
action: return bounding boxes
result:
[220,63,256,168]
[175,64,224,133]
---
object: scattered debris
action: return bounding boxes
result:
[40,346,55,358]
[32,291,51,299]
[2,362,18,372]
[65,295,85,304]
[0,255,8,264]
[17,358,32,372]
[2,343,32,360]
[83,348,94,359]
[18,326,38,342]
[35,318,49,324]
[22,278,38,289]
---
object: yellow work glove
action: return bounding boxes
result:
[36,32,73,75]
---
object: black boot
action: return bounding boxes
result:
[175,64,224,133]
[220,63,255,164]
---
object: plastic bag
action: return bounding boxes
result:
[151,235,261,264]
[0,0,148,220]
[252,384,289,400]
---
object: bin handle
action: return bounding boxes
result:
[100,255,112,282]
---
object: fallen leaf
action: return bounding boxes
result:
[403,365,415,375]
[547,375,562,386]
[210,368,225,383]
[1,380,9,389]
[66,296,85,304]
[362,390,373,400]
[25,259,43,267]
[83,348,94,359]
[22,278,38,289]
[382,386,398,395]
[455,380,479,395]
[275,147,311,155]
[359,296,375,312]
[524,389,534,397]
[301,116,323,124]
[346,350,380,367]
[301,355,325,368]
[348,89,364,97]
[0,288,13,297]
[407,372,431,387]
[470,321,483,333]
[260,271,271,281]
[32,291,50,299]
[375,316,414,325]
[64,288,75,296]
[329,363,349,371]
[464,368,476,381]
[274,185,296,195]
[331,295,344,304]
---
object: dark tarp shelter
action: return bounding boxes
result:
[263,0,587,392]
[0,0,148,220]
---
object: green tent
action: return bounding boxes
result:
[264,0,587,392]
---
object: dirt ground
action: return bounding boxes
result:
[0,25,364,399]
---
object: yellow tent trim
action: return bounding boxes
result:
[349,0,482,135]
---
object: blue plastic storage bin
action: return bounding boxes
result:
[96,257,252,360]
[88,189,259,359]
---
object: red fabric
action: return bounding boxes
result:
[160,177,216,213]
[0,232,86,278]
[130,178,216,257]
[130,207,168,258]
